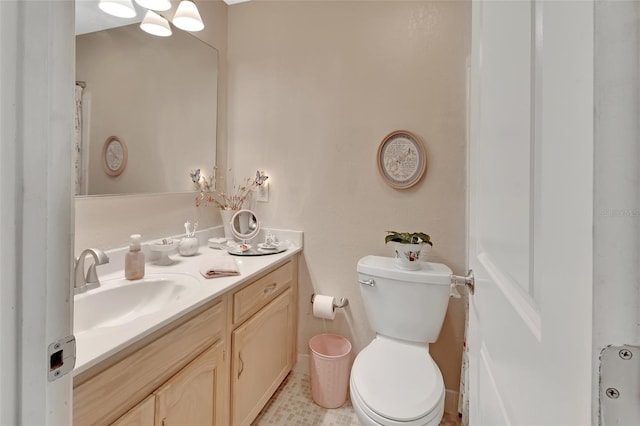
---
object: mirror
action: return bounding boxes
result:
[230,210,261,242]
[75,20,218,196]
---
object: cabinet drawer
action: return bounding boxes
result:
[74,298,225,426]
[233,261,293,325]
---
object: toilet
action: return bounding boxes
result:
[350,255,453,426]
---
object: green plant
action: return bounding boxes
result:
[385,231,433,246]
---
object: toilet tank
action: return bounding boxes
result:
[357,255,453,343]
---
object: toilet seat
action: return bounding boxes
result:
[350,337,444,425]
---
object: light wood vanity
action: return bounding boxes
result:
[73,255,299,426]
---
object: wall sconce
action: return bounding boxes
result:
[98,0,204,36]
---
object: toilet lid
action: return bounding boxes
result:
[351,338,444,422]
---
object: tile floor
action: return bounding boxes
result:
[253,371,461,426]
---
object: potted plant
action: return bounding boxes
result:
[385,231,433,270]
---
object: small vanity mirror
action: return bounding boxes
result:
[230,210,260,242]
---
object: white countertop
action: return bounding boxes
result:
[73,227,303,377]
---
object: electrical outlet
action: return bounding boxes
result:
[257,182,269,202]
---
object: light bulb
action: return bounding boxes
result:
[98,0,137,18]
[173,0,204,32]
[135,0,171,12]
[140,10,172,37]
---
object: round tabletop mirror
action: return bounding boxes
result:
[230,209,260,241]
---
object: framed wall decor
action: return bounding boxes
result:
[377,130,426,189]
[102,136,128,177]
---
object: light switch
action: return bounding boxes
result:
[257,182,269,202]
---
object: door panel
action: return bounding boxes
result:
[154,341,225,426]
[476,0,533,297]
[468,1,594,424]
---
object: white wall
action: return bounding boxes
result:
[227,0,469,398]
[2,0,75,423]
[593,2,640,423]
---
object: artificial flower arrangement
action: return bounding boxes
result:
[190,167,268,210]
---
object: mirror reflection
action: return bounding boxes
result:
[231,210,261,242]
[75,22,218,196]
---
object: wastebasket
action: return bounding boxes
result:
[309,333,352,408]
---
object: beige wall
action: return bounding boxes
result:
[227,0,469,394]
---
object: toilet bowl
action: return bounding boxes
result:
[351,256,452,426]
[350,336,444,426]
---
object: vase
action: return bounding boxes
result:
[219,209,238,240]
[393,243,424,270]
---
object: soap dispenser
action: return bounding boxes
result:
[125,234,145,280]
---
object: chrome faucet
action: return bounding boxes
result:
[74,248,109,295]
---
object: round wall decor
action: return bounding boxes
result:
[377,130,426,189]
[102,136,128,177]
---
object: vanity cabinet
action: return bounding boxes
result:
[154,340,226,426]
[110,341,226,426]
[111,395,155,426]
[74,298,227,426]
[73,256,298,426]
[230,260,298,426]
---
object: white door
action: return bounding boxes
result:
[0,1,74,424]
[468,1,594,424]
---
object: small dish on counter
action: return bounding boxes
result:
[257,242,280,250]
[227,243,251,254]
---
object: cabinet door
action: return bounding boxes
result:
[154,341,226,426]
[231,289,295,426]
[111,395,155,426]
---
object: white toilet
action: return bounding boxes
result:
[350,255,453,426]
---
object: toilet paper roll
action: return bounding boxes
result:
[312,294,336,320]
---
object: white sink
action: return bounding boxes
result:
[74,274,201,335]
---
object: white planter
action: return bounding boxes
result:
[393,243,424,270]
[219,209,239,240]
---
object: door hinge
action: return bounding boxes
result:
[47,335,76,382]
[600,344,640,425]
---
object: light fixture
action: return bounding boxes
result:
[134,0,171,12]
[99,0,206,37]
[98,0,137,18]
[173,0,204,32]
[140,10,172,37]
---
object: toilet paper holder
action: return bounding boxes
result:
[310,294,349,309]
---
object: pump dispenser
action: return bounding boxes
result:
[125,234,145,280]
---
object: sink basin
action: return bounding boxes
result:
[74,274,201,335]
